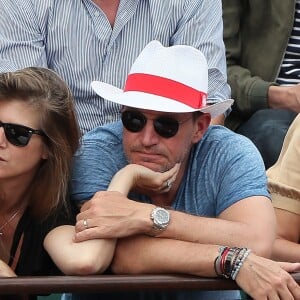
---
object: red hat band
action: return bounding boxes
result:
[124,73,207,109]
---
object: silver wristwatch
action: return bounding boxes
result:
[150,206,170,234]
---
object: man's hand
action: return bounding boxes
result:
[268,84,300,112]
[74,191,153,242]
[236,253,300,299]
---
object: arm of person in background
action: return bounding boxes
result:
[272,208,300,262]
[268,84,300,113]
[0,0,48,71]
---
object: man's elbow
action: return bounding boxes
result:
[247,231,275,258]
[251,242,273,258]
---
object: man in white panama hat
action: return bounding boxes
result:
[68,41,300,300]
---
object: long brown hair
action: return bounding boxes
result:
[0,67,81,219]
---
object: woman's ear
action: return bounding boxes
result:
[191,113,211,143]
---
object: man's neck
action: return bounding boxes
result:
[92,0,120,27]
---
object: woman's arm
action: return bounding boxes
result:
[44,225,115,275]
[45,164,179,275]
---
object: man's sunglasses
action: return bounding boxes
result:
[0,121,45,147]
[121,110,191,138]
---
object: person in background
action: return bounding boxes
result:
[0,0,230,132]
[0,67,115,300]
[67,41,300,300]
[222,0,299,168]
[267,113,300,262]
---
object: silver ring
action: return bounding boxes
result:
[83,219,89,229]
[166,180,172,189]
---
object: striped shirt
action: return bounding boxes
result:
[277,0,300,85]
[0,0,230,133]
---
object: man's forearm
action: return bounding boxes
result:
[111,235,218,276]
[156,199,275,257]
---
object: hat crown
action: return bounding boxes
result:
[129,40,208,93]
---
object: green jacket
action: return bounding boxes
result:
[223,0,295,130]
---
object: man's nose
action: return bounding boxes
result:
[140,120,160,146]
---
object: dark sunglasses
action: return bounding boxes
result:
[121,110,191,138]
[0,121,45,147]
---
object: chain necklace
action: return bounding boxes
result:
[0,209,20,236]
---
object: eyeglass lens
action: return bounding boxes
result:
[121,110,180,138]
[0,122,41,147]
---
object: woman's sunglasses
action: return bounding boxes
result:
[0,121,45,147]
[121,110,191,138]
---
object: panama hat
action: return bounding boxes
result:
[91,40,233,118]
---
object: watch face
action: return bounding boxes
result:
[153,207,170,227]
[156,209,169,224]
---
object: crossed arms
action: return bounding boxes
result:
[45,164,300,299]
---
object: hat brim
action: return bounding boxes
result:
[91,81,233,118]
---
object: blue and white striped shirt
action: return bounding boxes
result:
[0,0,230,133]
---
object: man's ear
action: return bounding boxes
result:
[192,113,211,143]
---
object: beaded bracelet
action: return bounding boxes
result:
[231,249,251,280]
[214,246,251,280]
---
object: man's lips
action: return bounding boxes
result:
[132,151,166,163]
[134,151,163,158]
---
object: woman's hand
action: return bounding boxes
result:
[108,163,180,196]
[128,163,180,194]
[0,259,16,277]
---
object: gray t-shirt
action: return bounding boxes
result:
[71,121,270,216]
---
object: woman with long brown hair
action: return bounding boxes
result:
[0,67,113,282]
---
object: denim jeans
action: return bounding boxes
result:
[236,109,297,169]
